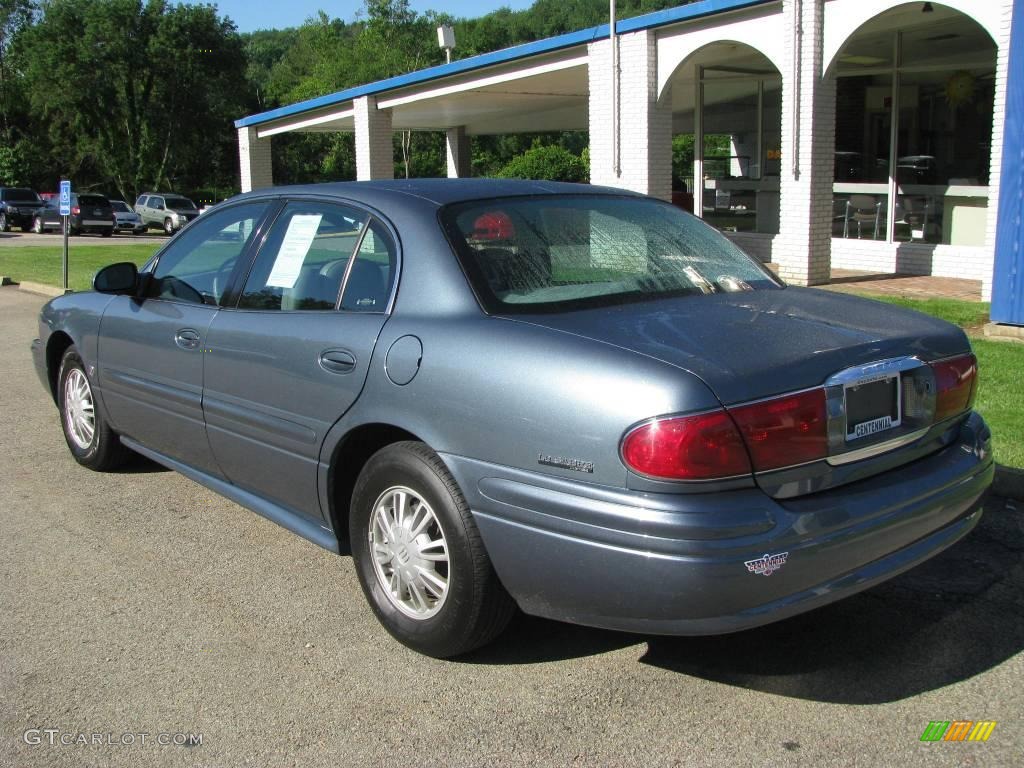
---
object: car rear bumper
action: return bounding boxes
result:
[443,411,993,635]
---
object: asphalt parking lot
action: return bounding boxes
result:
[0,231,166,247]
[0,286,1021,768]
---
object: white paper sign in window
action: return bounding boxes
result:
[266,214,323,288]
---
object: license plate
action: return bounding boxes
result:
[845,373,901,441]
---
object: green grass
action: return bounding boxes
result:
[855,293,1024,469]
[0,244,160,291]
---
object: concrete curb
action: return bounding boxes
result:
[983,322,1024,344]
[994,465,1024,501]
[17,281,67,298]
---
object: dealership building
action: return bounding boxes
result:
[235,0,1021,314]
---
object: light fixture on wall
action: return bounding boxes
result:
[922,2,934,12]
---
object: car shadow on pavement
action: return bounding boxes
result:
[462,613,644,665]
[639,496,1024,704]
[119,451,171,474]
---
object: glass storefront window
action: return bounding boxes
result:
[699,73,781,235]
[833,11,995,246]
[833,74,892,239]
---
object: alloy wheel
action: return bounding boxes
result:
[369,485,450,619]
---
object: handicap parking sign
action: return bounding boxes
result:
[59,180,71,216]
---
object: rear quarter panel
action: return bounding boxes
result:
[325,311,723,489]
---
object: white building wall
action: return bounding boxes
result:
[775,0,834,285]
[589,31,672,201]
[237,126,273,193]
[354,96,394,181]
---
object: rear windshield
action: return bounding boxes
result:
[442,195,781,314]
[78,194,109,207]
[3,188,40,203]
[110,201,130,212]
[165,196,196,210]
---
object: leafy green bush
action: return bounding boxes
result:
[496,144,587,183]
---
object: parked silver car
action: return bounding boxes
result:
[134,192,199,234]
[110,200,145,234]
[31,180,992,658]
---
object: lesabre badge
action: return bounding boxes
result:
[744,551,789,576]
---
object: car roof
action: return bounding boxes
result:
[234,178,642,208]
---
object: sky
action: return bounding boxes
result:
[207,1,537,34]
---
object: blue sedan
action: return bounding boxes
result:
[31,180,992,657]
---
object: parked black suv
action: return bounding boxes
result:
[0,187,44,232]
[34,193,115,236]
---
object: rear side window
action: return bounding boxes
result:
[442,195,780,314]
[238,202,369,311]
[340,223,396,312]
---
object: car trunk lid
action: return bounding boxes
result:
[503,287,972,495]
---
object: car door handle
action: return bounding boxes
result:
[174,328,201,350]
[319,350,356,374]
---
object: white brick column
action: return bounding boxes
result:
[982,0,1015,301]
[776,0,834,286]
[354,96,394,181]
[588,31,672,201]
[237,126,273,193]
[446,126,472,178]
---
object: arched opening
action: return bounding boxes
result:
[663,41,783,252]
[830,3,997,248]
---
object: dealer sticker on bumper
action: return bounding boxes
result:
[744,551,789,576]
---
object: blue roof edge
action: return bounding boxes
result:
[235,0,775,129]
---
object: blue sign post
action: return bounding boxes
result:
[59,180,71,291]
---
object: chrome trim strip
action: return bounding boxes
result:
[825,427,930,466]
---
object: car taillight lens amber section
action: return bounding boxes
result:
[931,353,977,421]
[728,389,828,472]
[621,410,752,481]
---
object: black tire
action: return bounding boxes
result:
[21,223,32,232]
[163,217,174,235]
[57,346,130,471]
[101,228,113,238]
[0,212,8,231]
[32,217,44,234]
[350,441,515,658]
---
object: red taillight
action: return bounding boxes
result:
[71,206,80,215]
[621,410,752,480]
[728,389,828,472]
[931,354,977,421]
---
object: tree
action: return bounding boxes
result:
[496,143,586,182]
[14,0,249,200]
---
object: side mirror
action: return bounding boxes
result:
[93,262,138,294]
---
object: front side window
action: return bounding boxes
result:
[151,197,164,209]
[150,202,268,305]
[238,202,369,311]
[443,195,780,314]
